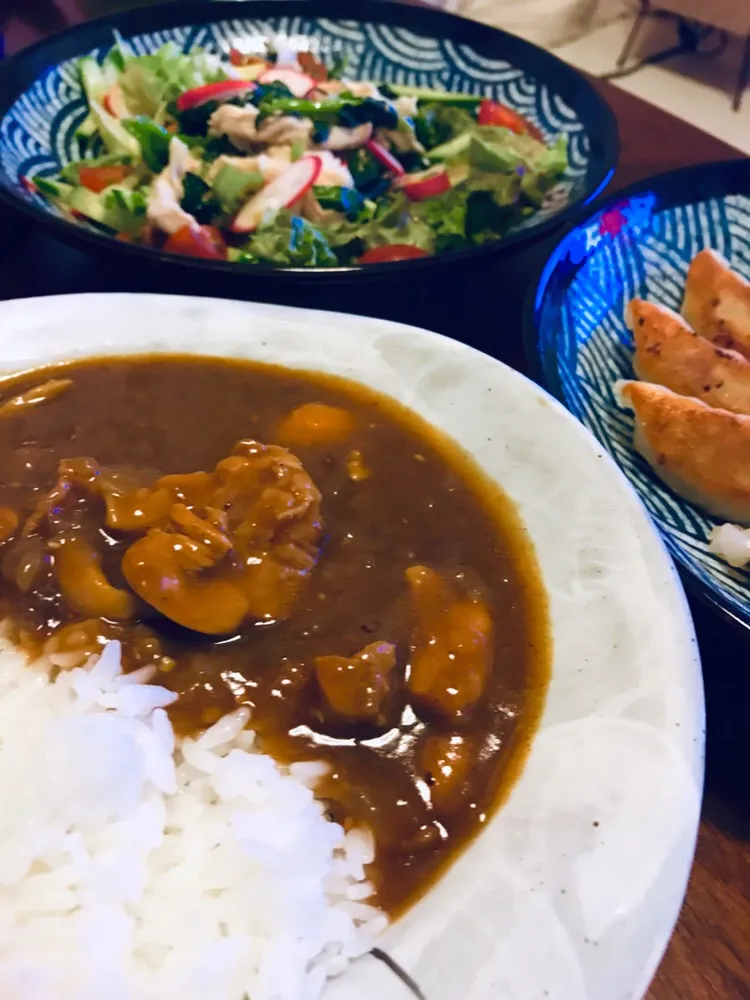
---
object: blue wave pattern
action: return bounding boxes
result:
[0,15,588,227]
[542,192,750,623]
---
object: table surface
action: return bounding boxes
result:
[1,16,749,997]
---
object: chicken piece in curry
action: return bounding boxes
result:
[0,355,549,914]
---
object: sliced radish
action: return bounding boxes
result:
[102,84,130,119]
[399,166,451,202]
[231,154,323,233]
[258,67,316,98]
[176,80,256,113]
[364,138,405,177]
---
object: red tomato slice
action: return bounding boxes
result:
[400,167,451,202]
[477,100,542,140]
[163,225,227,260]
[358,244,430,264]
[78,164,132,193]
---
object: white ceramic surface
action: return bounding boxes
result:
[0,293,704,1000]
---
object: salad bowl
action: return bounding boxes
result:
[0,0,617,279]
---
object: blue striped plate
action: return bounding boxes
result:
[0,0,616,276]
[529,159,750,629]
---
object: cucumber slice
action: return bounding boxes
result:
[388,85,481,107]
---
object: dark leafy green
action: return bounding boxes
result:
[249,81,294,107]
[396,151,430,173]
[122,116,171,171]
[337,97,398,130]
[180,172,222,224]
[200,134,237,162]
[34,176,69,198]
[414,103,476,150]
[347,147,384,191]
[174,96,247,137]
[256,95,397,130]
[312,185,367,220]
[311,123,331,145]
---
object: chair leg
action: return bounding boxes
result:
[616,0,651,68]
[733,34,750,112]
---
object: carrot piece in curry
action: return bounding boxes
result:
[405,565,493,719]
[276,402,356,448]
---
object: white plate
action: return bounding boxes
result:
[0,293,704,1000]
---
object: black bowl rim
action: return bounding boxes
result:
[0,0,618,281]
[522,155,750,634]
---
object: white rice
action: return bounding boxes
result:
[708,522,750,567]
[0,636,386,999]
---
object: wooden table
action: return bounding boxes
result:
[1,24,749,997]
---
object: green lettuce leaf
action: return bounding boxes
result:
[122,117,171,172]
[100,186,149,233]
[414,103,476,150]
[410,186,468,253]
[118,43,228,119]
[242,212,339,267]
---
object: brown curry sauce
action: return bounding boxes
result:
[0,355,549,915]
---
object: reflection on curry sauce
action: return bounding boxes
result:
[0,355,549,914]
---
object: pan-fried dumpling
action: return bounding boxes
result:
[617,379,750,525]
[682,249,750,360]
[628,298,750,415]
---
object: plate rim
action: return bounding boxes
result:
[523,155,750,634]
[0,289,704,999]
[0,0,618,279]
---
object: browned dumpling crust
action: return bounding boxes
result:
[682,249,750,360]
[617,379,750,525]
[628,298,750,415]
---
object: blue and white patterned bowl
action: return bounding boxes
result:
[529,158,750,629]
[0,0,617,277]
